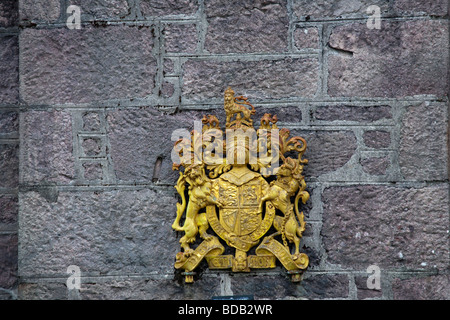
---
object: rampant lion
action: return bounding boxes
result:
[260,157,309,260]
[172,164,223,256]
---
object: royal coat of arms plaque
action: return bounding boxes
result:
[171,88,309,283]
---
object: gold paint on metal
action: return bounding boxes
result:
[172,87,310,283]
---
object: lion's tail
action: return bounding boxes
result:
[172,172,187,231]
[294,184,309,237]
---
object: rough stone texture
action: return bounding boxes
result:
[394,0,448,16]
[164,59,175,75]
[20,26,156,105]
[292,0,389,20]
[0,111,18,136]
[19,0,60,22]
[82,162,103,180]
[294,27,319,50]
[140,0,198,16]
[313,105,392,123]
[82,112,102,132]
[79,277,220,300]
[205,0,289,53]
[355,275,382,299]
[360,156,390,175]
[19,276,221,300]
[0,195,18,226]
[229,273,348,299]
[0,144,19,189]
[291,130,357,177]
[297,274,349,299]
[161,81,175,98]
[0,0,18,27]
[328,20,449,98]
[0,35,19,105]
[293,0,448,19]
[0,234,17,289]
[322,185,449,270]
[20,110,74,184]
[164,23,197,53]
[18,190,178,278]
[182,58,319,101]
[363,130,391,149]
[71,0,130,19]
[106,107,193,183]
[399,103,448,181]
[392,275,449,300]
[81,138,102,157]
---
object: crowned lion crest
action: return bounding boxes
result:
[171,87,309,283]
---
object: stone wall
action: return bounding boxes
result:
[0,0,448,300]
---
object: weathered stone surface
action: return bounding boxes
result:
[294,27,319,50]
[81,137,102,157]
[80,277,220,300]
[292,0,389,19]
[0,144,19,188]
[72,0,129,19]
[164,59,175,75]
[164,23,197,53]
[19,189,178,277]
[293,0,448,19]
[19,282,67,300]
[82,112,101,132]
[19,276,221,300]
[19,0,60,22]
[399,103,448,181]
[182,58,319,101]
[107,107,195,183]
[363,130,391,149]
[360,156,389,176]
[322,185,449,269]
[82,162,103,180]
[20,110,74,184]
[290,130,357,177]
[21,26,156,105]
[0,111,18,135]
[0,234,17,288]
[392,275,449,300]
[233,272,349,299]
[298,274,349,299]
[394,0,448,16]
[0,35,19,105]
[355,275,382,299]
[0,195,17,226]
[0,0,18,27]
[140,0,198,16]
[313,105,392,123]
[328,20,449,98]
[161,81,175,98]
[205,0,288,53]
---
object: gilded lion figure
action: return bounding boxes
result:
[172,164,223,255]
[224,87,255,126]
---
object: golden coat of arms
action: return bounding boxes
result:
[171,88,309,283]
